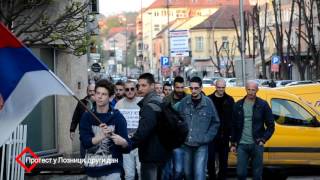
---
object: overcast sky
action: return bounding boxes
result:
[99,0,154,16]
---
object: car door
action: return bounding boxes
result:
[266,94,320,166]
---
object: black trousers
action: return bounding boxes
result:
[207,137,230,180]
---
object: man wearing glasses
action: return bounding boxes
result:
[115,81,142,180]
[176,76,220,180]
[207,79,235,180]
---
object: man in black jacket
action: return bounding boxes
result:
[70,83,95,157]
[207,79,234,180]
[230,80,274,180]
[131,73,171,180]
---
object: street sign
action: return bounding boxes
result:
[90,53,100,60]
[91,63,101,73]
[170,30,189,57]
[271,55,280,72]
[271,64,279,72]
[160,56,170,67]
[271,55,280,64]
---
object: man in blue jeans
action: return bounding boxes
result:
[162,76,186,179]
[177,76,220,180]
[230,80,275,180]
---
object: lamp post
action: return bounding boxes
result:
[148,12,153,75]
[240,0,246,85]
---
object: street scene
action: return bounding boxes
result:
[1,0,320,179]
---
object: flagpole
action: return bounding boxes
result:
[48,70,102,124]
[72,95,102,124]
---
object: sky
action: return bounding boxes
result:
[99,0,155,16]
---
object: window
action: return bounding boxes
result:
[195,37,204,51]
[90,0,98,14]
[154,24,160,31]
[222,36,229,49]
[271,99,315,127]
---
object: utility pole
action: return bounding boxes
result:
[167,0,172,84]
[240,0,246,85]
[148,12,153,75]
[124,15,128,77]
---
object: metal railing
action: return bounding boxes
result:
[0,125,27,180]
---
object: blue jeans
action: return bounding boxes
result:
[162,148,184,180]
[141,162,165,180]
[236,144,264,180]
[183,144,208,180]
[123,148,141,180]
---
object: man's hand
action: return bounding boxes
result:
[230,145,237,154]
[70,132,75,141]
[258,141,264,146]
[100,123,113,138]
[111,134,128,148]
[92,123,112,145]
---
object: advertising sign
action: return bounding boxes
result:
[170,30,189,57]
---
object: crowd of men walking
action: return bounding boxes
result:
[69,73,275,180]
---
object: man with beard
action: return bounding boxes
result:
[115,81,142,180]
[70,83,95,157]
[162,76,186,179]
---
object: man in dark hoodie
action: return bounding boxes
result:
[207,79,235,180]
[79,79,129,179]
[131,73,171,180]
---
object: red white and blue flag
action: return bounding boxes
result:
[0,23,73,146]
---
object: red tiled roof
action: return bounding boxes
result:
[108,26,136,37]
[148,0,251,9]
[191,5,252,30]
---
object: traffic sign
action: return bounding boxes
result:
[160,56,170,67]
[271,55,280,64]
[271,64,279,72]
[91,63,101,73]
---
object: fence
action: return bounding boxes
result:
[0,125,27,180]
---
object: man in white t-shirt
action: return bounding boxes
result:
[115,81,142,180]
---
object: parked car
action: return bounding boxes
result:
[202,78,214,87]
[224,78,237,87]
[255,79,271,87]
[275,80,295,87]
[285,80,314,86]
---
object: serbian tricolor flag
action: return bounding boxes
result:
[0,23,73,146]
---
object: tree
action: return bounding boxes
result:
[268,0,288,79]
[0,0,93,56]
[285,0,309,80]
[210,40,236,77]
[252,4,269,79]
[299,0,320,79]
